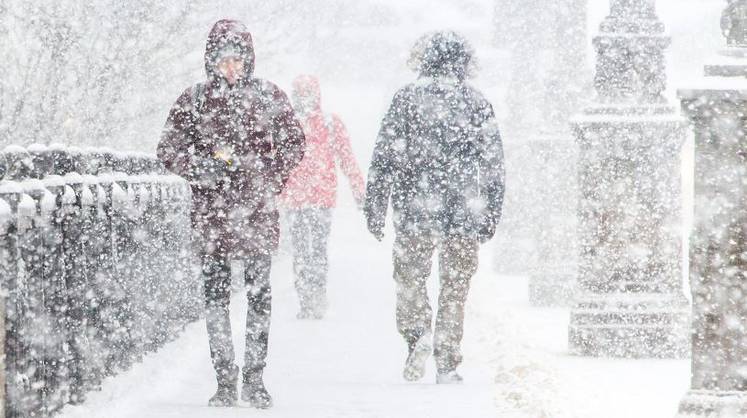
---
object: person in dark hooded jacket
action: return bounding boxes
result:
[157,19,305,408]
[364,31,505,384]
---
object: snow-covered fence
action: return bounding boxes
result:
[0,145,199,418]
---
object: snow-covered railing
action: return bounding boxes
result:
[0,145,199,417]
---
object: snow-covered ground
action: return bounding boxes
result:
[49,3,724,416]
[57,199,689,418]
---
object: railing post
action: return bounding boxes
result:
[28,145,72,414]
[0,213,5,418]
[109,159,139,369]
[56,163,93,405]
[0,152,10,418]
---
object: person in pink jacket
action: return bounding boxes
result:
[281,75,365,319]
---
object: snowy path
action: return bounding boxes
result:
[58,206,495,418]
[59,204,691,418]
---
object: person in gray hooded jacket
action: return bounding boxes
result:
[364,31,505,384]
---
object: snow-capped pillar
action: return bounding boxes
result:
[677,2,747,415]
[568,0,690,357]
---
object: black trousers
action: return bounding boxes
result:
[202,250,272,384]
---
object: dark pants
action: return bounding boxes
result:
[202,250,272,385]
[392,233,479,373]
[289,209,332,314]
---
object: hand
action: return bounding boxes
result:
[367,218,385,242]
[189,157,230,186]
[213,150,235,169]
[203,157,231,176]
[477,219,496,244]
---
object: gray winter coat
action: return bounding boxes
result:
[364,76,505,242]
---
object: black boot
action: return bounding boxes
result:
[241,369,273,409]
[208,365,238,407]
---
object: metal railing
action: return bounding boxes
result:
[0,145,200,417]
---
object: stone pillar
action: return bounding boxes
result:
[527,0,587,307]
[568,0,690,358]
[492,0,547,276]
[493,1,587,308]
[677,2,747,415]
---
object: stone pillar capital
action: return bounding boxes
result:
[592,0,670,104]
[600,0,664,34]
[722,0,747,47]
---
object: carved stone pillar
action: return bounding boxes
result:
[568,0,690,358]
[677,1,747,415]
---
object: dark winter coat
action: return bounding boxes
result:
[364,32,505,242]
[157,19,305,256]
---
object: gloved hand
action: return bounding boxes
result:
[367,217,385,242]
[190,156,230,186]
[476,211,499,244]
[477,220,496,244]
[213,150,235,169]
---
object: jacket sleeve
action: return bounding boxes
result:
[477,102,506,226]
[329,115,365,203]
[364,89,409,234]
[157,87,199,181]
[270,87,306,193]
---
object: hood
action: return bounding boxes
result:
[204,19,256,83]
[408,31,476,81]
[292,75,322,113]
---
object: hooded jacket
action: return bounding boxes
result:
[280,75,365,209]
[364,31,505,242]
[157,19,306,256]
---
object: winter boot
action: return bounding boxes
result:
[308,292,328,319]
[297,306,326,320]
[403,331,432,382]
[242,369,273,409]
[208,365,238,407]
[296,307,313,320]
[436,370,464,384]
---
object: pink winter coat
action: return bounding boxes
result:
[281,76,365,209]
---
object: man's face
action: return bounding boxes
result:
[217,56,245,85]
